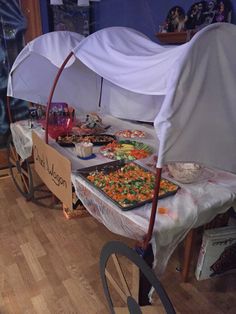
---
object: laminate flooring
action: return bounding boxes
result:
[0,170,235,314]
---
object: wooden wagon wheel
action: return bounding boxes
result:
[7,135,34,200]
[100,241,176,314]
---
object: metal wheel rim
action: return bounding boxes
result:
[100,241,176,314]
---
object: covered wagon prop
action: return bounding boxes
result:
[7,22,236,311]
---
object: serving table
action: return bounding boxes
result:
[10,115,236,279]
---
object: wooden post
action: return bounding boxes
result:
[20,0,42,43]
[182,229,195,282]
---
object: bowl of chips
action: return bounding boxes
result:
[167,162,203,184]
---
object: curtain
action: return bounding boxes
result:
[0,0,28,146]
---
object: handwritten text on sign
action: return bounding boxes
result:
[32,132,72,209]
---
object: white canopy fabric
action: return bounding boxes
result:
[74,23,236,173]
[154,23,236,173]
[72,26,187,122]
[7,31,102,112]
[73,26,188,95]
[7,27,188,122]
[7,23,236,173]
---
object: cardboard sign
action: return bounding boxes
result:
[32,132,72,210]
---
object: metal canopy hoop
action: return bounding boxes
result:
[45,51,74,144]
[141,167,162,250]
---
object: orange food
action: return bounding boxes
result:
[129,149,149,159]
[86,163,179,208]
[158,207,169,214]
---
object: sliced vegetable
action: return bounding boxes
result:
[86,163,179,208]
[100,140,153,161]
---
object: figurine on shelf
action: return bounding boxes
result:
[196,1,208,26]
[186,1,208,30]
[203,0,217,25]
[28,107,38,128]
[214,0,232,23]
[165,6,186,32]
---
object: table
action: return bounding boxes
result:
[11,115,236,277]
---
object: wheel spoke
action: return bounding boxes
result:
[112,254,131,297]
[13,170,30,193]
[13,169,21,178]
[20,173,30,193]
[12,146,20,163]
[105,269,128,303]
[9,157,30,182]
[9,144,18,161]
[20,167,30,178]
[131,263,140,301]
[9,156,16,166]
[15,152,20,163]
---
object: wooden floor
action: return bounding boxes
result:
[0,171,236,314]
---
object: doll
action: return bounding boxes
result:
[214,0,232,23]
[204,0,217,25]
[186,1,208,29]
[166,6,186,32]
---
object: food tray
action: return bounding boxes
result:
[56,134,75,147]
[115,129,146,138]
[77,160,179,211]
[72,125,109,135]
[100,139,153,161]
[57,134,116,147]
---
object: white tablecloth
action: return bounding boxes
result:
[11,116,236,275]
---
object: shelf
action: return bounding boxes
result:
[156,31,196,45]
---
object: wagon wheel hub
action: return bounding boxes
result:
[15,160,22,173]
[7,137,34,201]
[127,296,142,314]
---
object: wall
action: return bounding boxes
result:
[40,1,236,41]
[92,0,236,41]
